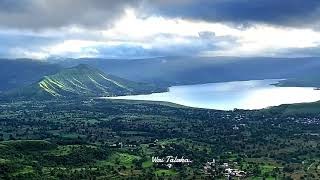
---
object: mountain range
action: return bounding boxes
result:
[0,59,61,92]
[5,64,166,99]
[57,56,320,86]
[2,56,320,94]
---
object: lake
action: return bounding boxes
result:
[104,79,320,110]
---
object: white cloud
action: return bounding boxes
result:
[102,9,239,40]
[202,25,320,57]
[44,40,103,54]
[10,48,49,59]
[69,9,320,57]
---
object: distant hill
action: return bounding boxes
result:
[265,101,320,115]
[56,56,320,86]
[0,59,61,92]
[276,76,320,88]
[8,64,167,99]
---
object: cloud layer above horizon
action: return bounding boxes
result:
[1,0,320,59]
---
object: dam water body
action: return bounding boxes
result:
[104,79,320,110]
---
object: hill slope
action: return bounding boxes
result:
[9,64,167,99]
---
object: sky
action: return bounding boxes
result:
[1,0,320,59]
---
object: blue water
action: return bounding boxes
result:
[105,79,320,110]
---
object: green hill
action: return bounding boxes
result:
[8,64,167,99]
[266,101,320,115]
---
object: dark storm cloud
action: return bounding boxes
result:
[0,0,138,30]
[0,0,318,58]
[144,0,320,28]
[0,0,29,12]
[1,0,319,30]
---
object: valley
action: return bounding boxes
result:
[0,99,320,179]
